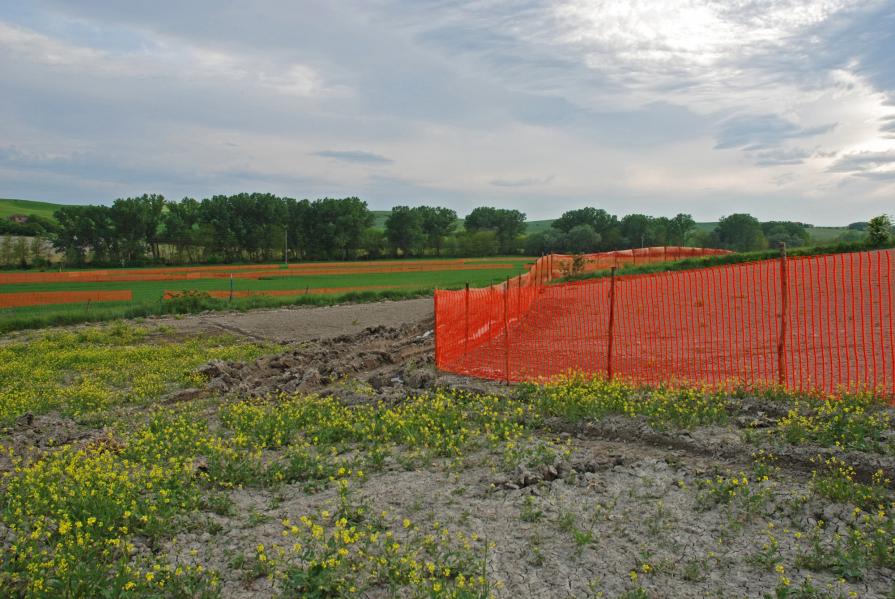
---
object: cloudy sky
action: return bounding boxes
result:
[1,1,894,223]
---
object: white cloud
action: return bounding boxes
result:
[1,1,894,222]
[0,20,337,98]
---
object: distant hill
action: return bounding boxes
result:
[0,198,65,221]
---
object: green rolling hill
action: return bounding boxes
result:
[0,198,65,221]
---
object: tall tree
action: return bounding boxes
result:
[619,214,654,248]
[464,207,526,254]
[163,197,202,262]
[418,206,457,256]
[385,206,425,256]
[667,213,696,246]
[761,221,810,248]
[714,213,767,252]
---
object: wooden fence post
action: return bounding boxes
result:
[504,275,510,385]
[607,266,617,380]
[777,242,788,387]
[229,274,234,302]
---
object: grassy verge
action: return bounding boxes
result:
[557,241,891,283]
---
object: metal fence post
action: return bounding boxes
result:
[229,274,234,302]
[434,288,439,370]
[607,266,617,380]
[777,242,788,387]
[464,282,470,357]
[504,275,510,385]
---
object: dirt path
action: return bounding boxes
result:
[148,297,433,343]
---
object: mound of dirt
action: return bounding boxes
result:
[197,318,438,400]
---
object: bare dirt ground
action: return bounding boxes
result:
[5,298,895,597]
[153,298,434,343]
[155,303,895,597]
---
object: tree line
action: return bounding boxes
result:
[43,194,528,266]
[0,192,881,268]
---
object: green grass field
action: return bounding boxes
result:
[0,258,534,332]
[0,198,65,220]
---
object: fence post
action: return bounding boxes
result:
[464,282,470,357]
[504,275,510,385]
[607,266,617,380]
[777,242,788,387]
[434,288,439,371]
[229,274,234,302]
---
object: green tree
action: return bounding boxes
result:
[360,227,387,259]
[13,237,28,268]
[713,213,767,252]
[524,229,565,255]
[305,197,373,259]
[163,197,202,263]
[667,213,696,246]
[110,197,149,263]
[867,215,892,246]
[619,214,654,248]
[385,206,425,256]
[464,207,526,254]
[286,198,312,260]
[29,236,47,267]
[418,206,457,256]
[455,230,500,257]
[552,208,615,234]
[565,224,601,253]
[0,236,12,267]
[761,221,810,248]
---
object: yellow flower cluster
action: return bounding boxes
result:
[776,394,891,452]
[810,456,890,510]
[529,373,728,430]
[272,494,494,597]
[0,443,208,596]
[222,388,528,458]
[0,323,272,423]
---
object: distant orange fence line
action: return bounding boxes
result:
[0,290,133,308]
[0,261,517,285]
[163,284,422,300]
[436,248,895,397]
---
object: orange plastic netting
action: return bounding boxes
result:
[163,284,423,299]
[0,290,133,308]
[0,261,517,285]
[435,248,895,396]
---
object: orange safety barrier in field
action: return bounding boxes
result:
[0,261,518,285]
[435,248,895,396]
[163,284,423,300]
[0,290,133,308]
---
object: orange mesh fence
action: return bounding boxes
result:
[0,290,133,308]
[0,261,517,285]
[547,246,731,278]
[163,284,425,300]
[435,249,895,396]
